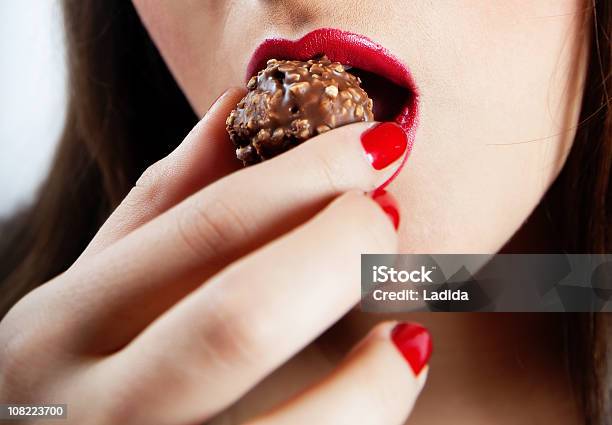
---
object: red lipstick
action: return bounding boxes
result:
[246,28,419,188]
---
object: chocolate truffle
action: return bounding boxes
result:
[226,56,374,165]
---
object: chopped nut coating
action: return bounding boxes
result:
[226,56,374,165]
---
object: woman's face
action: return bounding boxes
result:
[132,0,587,253]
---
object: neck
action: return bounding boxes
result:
[502,197,563,253]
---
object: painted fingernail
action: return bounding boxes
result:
[371,189,400,230]
[361,122,408,170]
[391,322,432,375]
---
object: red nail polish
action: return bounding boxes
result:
[371,189,400,230]
[391,323,432,375]
[361,122,408,170]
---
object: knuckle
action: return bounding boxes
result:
[0,300,40,367]
[0,321,47,400]
[199,289,270,368]
[177,195,251,260]
[126,160,167,209]
[135,159,165,190]
[0,334,30,387]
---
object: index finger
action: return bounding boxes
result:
[79,87,245,259]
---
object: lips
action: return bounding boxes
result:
[246,28,419,188]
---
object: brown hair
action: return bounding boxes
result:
[0,0,610,423]
[552,2,612,422]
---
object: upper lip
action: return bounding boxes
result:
[246,28,417,94]
[246,28,419,189]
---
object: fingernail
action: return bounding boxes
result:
[361,122,408,170]
[370,189,400,230]
[391,322,432,375]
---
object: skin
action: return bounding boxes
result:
[130,1,586,422]
[134,0,588,254]
[0,1,588,424]
[0,92,424,424]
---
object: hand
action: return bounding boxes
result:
[0,88,430,424]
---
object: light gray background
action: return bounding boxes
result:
[0,1,66,218]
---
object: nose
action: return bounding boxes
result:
[257,0,322,30]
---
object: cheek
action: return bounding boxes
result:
[131,0,234,116]
[394,0,587,253]
[132,0,587,254]
[131,1,194,83]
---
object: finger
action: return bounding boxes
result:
[40,122,407,352]
[92,191,399,424]
[79,87,245,259]
[249,322,431,425]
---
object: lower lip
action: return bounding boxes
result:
[247,28,419,189]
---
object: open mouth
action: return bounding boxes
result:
[349,67,413,123]
[246,28,419,135]
[246,28,419,186]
